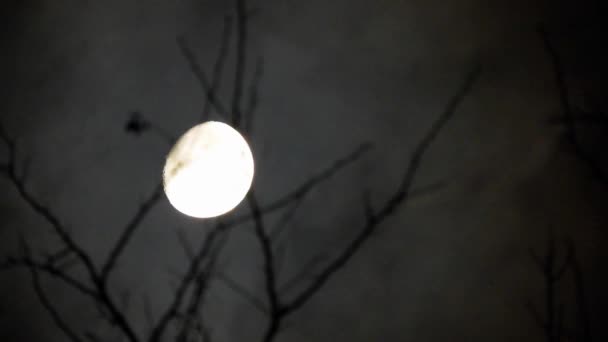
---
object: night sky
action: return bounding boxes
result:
[1,0,607,341]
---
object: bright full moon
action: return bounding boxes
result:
[162,121,254,218]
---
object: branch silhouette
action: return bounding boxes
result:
[526,231,593,342]
[281,65,480,319]
[23,239,85,342]
[539,25,608,183]
[0,123,141,342]
[1,0,481,341]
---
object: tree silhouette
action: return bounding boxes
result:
[1,0,481,341]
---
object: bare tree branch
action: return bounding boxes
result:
[45,246,75,267]
[1,256,98,300]
[231,0,248,128]
[215,271,268,314]
[244,56,264,135]
[177,35,229,119]
[247,192,283,341]
[94,285,141,342]
[279,65,481,318]
[84,331,105,342]
[567,239,592,342]
[143,294,155,334]
[278,253,327,294]
[149,222,227,342]
[0,123,99,281]
[131,119,372,229]
[176,228,196,263]
[2,1,487,341]
[101,182,164,280]
[268,194,305,244]
[526,299,547,331]
[527,230,587,342]
[177,226,229,342]
[202,15,233,122]
[271,180,446,280]
[539,26,608,182]
[228,143,372,227]
[1,123,141,342]
[21,240,85,342]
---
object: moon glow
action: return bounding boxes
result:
[162,121,254,218]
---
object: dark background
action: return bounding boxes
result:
[1,0,607,341]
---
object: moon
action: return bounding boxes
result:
[162,121,254,218]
